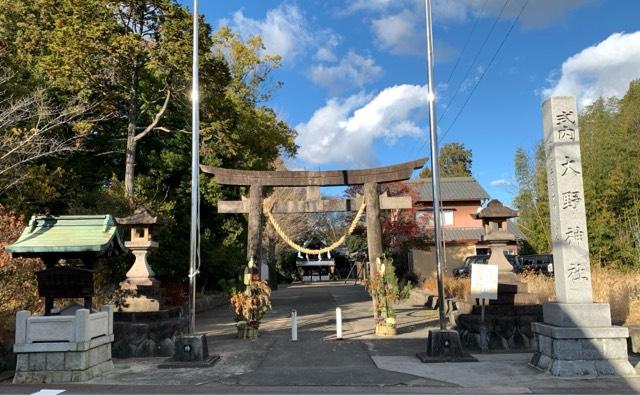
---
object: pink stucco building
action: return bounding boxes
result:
[401,177,524,279]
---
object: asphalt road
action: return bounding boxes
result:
[2,282,640,394]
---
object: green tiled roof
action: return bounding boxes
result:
[5,215,126,256]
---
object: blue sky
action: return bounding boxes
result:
[184,0,640,204]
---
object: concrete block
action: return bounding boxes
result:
[28,353,46,371]
[549,359,597,376]
[595,359,637,377]
[65,351,88,370]
[74,309,90,342]
[15,310,30,344]
[46,352,65,370]
[552,339,582,360]
[174,334,208,362]
[628,327,640,354]
[532,322,628,339]
[15,354,29,371]
[538,334,552,356]
[581,338,628,360]
[543,303,611,328]
[50,370,72,383]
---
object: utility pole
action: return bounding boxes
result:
[417,0,471,362]
[423,0,446,331]
[188,0,200,335]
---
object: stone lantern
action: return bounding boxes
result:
[116,207,162,311]
[472,199,519,274]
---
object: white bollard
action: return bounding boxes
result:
[336,307,343,340]
[291,309,298,342]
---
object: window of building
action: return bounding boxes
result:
[416,209,454,226]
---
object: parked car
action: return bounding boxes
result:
[513,254,554,276]
[452,255,490,277]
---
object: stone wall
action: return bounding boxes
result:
[0,340,15,373]
[14,343,113,383]
[112,307,186,358]
[112,293,227,359]
[455,302,542,351]
[195,293,228,313]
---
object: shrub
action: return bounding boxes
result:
[0,206,43,340]
[229,280,271,329]
[366,257,412,328]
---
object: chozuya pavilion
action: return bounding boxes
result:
[6,214,126,383]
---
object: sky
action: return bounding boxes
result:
[183,0,640,204]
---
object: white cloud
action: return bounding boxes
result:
[372,9,422,55]
[313,47,337,62]
[490,178,512,187]
[344,0,592,29]
[542,31,640,108]
[223,4,338,63]
[295,84,427,166]
[370,9,458,60]
[309,51,383,93]
[433,0,592,28]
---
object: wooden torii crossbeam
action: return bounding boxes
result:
[200,158,425,278]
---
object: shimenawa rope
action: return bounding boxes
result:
[263,197,366,255]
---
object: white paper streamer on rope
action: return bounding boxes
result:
[263,197,366,256]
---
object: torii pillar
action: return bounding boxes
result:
[201,158,426,280]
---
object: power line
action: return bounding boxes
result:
[442,0,490,87]
[439,0,529,144]
[412,0,509,160]
[437,0,510,125]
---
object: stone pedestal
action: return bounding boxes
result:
[13,306,114,383]
[119,240,162,312]
[530,303,635,376]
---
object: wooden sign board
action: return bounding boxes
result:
[36,267,94,299]
[470,264,498,300]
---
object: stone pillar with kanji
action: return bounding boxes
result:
[530,96,636,377]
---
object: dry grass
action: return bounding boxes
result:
[421,267,640,325]
[421,273,470,300]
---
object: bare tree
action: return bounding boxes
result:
[263,186,311,264]
[0,86,86,195]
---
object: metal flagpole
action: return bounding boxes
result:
[188,0,200,335]
[423,0,447,330]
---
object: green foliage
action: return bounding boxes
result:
[513,80,640,269]
[0,1,297,291]
[512,144,551,253]
[419,142,473,178]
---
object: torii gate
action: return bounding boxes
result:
[200,158,425,278]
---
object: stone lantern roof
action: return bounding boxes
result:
[116,207,159,226]
[472,199,518,220]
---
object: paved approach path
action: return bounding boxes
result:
[3,282,640,394]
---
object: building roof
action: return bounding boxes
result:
[5,215,126,257]
[472,199,518,219]
[402,177,490,202]
[426,222,526,242]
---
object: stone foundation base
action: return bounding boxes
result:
[530,322,636,377]
[14,343,113,383]
[112,307,187,358]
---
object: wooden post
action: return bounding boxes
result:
[364,182,383,276]
[247,184,264,268]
